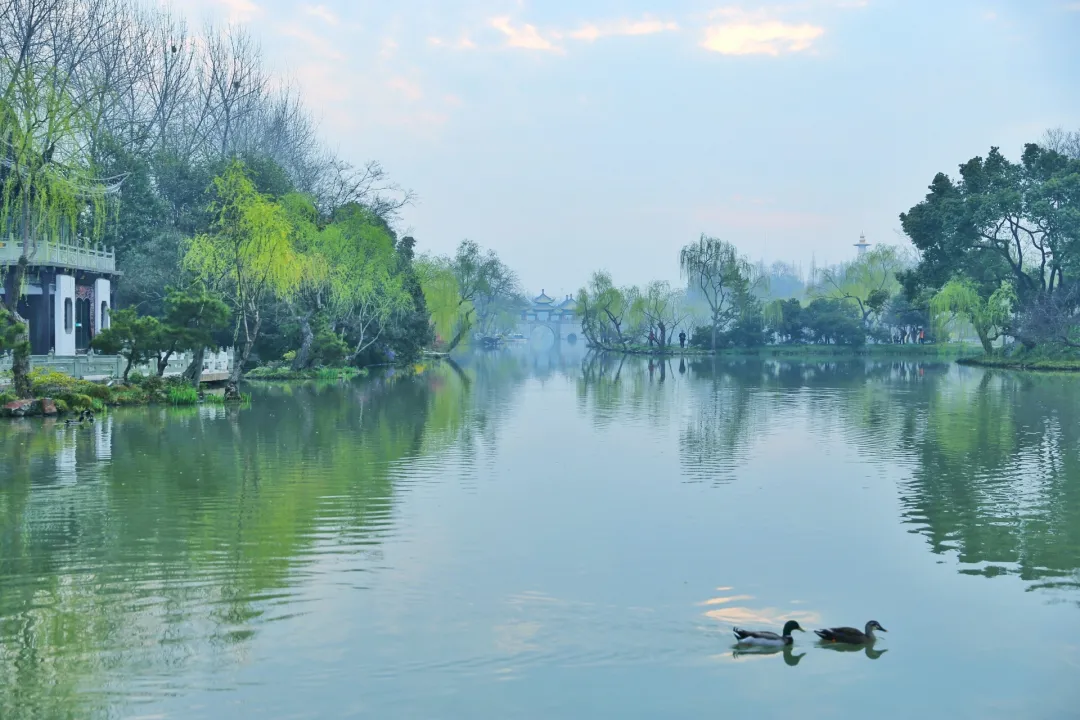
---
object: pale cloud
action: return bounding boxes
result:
[278,25,345,61]
[387,76,423,102]
[489,16,563,53]
[700,8,825,56]
[380,37,399,59]
[216,0,261,23]
[443,94,465,108]
[568,17,680,42]
[301,4,338,25]
[428,35,478,50]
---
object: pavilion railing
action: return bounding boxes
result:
[0,237,116,274]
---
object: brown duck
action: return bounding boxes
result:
[814,620,886,644]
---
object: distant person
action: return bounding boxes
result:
[679,331,686,348]
[648,330,656,346]
[919,328,925,345]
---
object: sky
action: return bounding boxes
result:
[177,0,1080,298]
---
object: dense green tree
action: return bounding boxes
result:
[90,309,163,382]
[802,298,865,345]
[153,285,232,376]
[899,144,1080,303]
[376,236,434,364]
[763,298,804,344]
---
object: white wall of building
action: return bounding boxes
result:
[93,278,111,334]
[54,273,76,356]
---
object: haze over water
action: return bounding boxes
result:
[2,348,1079,718]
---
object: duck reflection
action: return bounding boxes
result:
[731,645,805,666]
[815,642,888,660]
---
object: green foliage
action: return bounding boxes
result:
[184,160,306,383]
[23,370,106,412]
[679,235,758,350]
[802,298,866,345]
[900,143,1080,304]
[167,386,200,406]
[811,245,907,327]
[153,284,232,375]
[56,393,94,412]
[930,278,1016,353]
[0,306,27,355]
[27,369,80,396]
[959,343,1080,371]
[764,298,804,343]
[375,237,434,365]
[91,308,163,381]
[312,329,349,366]
[417,255,466,343]
[0,391,15,406]
[576,271,639,347]
[245,365,365,381]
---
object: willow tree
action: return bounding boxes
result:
[1,62,114,397]
[330,206,412,364]
[814,245,907,329]
[679,235,754,350]
[930,278,1016,353]
[278,192,330,370]
[416,255,465,346]
[184,160,304,394]
[575,271,637,348]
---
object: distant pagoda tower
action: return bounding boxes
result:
[854,232,871,257]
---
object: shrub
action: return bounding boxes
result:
[312,330,349,367]
[0,391,16,406]
[28,369,79,397]
[167,386,199,405]
[81,382,113,400]
[57,393,95,412]
[54,398,70,414]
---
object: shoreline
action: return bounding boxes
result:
[586,344,982,359]
[1,370,238,419]
[243,366,368,382]
[956,356,1080,372]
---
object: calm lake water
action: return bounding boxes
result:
[2,349,1079,719]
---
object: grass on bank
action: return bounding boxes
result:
[1,369,242,417]
[244,364,368,381]
[957,345,1080,371]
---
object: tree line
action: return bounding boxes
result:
[576,238,924,351]
[0,0,510,398]
[577,130,1080,356]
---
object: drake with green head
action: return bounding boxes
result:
[733,620,805,647]
[814,620,886,645]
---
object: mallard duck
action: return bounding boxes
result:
[733,620,805,647]
[814,620,886,645]
[65,410,94,426]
